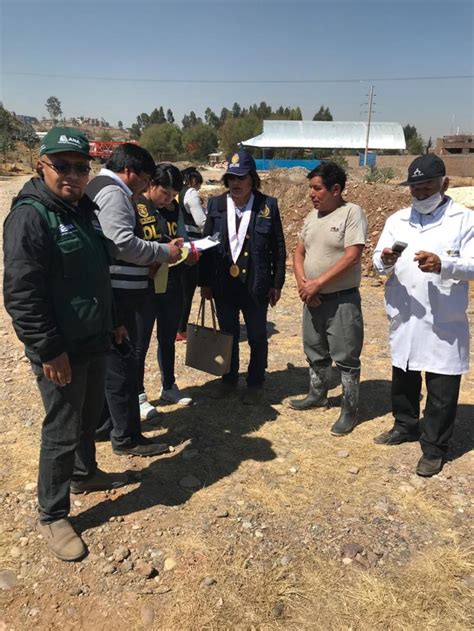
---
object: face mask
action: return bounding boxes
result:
[411,192,443,215]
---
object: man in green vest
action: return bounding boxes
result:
[3,127,127,562]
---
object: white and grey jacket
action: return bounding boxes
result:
[87,170,170,295]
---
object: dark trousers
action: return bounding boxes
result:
[135,286,183,393]
[392,366,462,458]
[32,353,106,523]
[178,264,198,334]
[102,300,143,449]
[215,292,268,387]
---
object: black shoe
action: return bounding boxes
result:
[288,393,328,410]
[70,469,129,494]
[242,386,264,406]
[416,456,443,477]
[113,436,169,457]
[374,428,419,445]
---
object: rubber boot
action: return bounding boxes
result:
[289,366,331,410]
[330,370,360,436]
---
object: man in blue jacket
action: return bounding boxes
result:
[199,150,286,403]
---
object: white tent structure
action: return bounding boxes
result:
[242,120,406,151]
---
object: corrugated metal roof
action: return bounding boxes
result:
[242,120,406,150]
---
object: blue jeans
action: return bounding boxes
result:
[32,353,106,523]
[215,293,268,387]
[135,283,183,392]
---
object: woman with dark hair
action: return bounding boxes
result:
[134,163,196,420]
[199,150,286,404]
[176,167,207,340]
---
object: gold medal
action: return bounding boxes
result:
[229,264,240,278]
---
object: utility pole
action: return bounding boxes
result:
[364,84,375,167]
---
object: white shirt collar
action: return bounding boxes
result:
[99,168,133,198]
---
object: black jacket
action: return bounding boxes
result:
[198,190,286,304]
[3,178,114,363]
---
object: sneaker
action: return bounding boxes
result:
[176,332,187,342]
[113,435,169,457]
[416,456,443,477]
[139,393,161,421]
[160,383,193,406]
[38,518,86,562]
[70,468,129,494]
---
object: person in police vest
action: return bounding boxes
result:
[3,127,127,562]
[176,167,207,341]
[87,145,183,457]
[135,164,198,420]
[199,150,286,405]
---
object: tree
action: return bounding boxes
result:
[407,134,424,155]
[426,136,433,154]
[257,101,272,119]
[183,123,218,161]
[20,124,39,168]
[219,115,262,156]
[166,109,174,124]
[45,96,62,122]
[219,107,231,126]
[149,107,166,125]
[313,105,333,121]
[205,107,220,129]
[0,103,19,161]
[403,124,418,145]
[232,102,242,118]
[140,123,183,159]
[182,111,201,130]
[118,120,124,130]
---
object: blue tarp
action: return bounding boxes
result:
[255,159,321,171]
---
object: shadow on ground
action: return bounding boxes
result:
[74,381,278,532]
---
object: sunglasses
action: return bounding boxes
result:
[41,159,91,176]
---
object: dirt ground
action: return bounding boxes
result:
[0,174,473,630]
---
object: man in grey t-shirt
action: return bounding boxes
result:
[290,162,368,436]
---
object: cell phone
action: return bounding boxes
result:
[392,241,408,254]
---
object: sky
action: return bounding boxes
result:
[1,0,473,142]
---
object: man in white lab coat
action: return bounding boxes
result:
[373,155,473,477]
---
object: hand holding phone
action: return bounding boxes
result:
[391,241,408,254]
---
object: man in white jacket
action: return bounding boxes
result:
[373,155,473,477]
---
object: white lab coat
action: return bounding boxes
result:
[373,197,474,374]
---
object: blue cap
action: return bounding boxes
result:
[225,150,256,176]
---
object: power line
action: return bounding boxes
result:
[3,72,473,84]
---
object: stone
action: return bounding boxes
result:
[366,551,379,566]
[140,605,155,627]
[216,509,229,518]
[254,530,264,539]
[201,576,217,588]
[113,546,130,562]
[179,475,201,489]
[288,467,298,474]
[337,450,350,458]
[121,559,134,573]
[163,558,177,571]
[24,482,36,492]
[155,585,172,594]
[280,555,291,566]
[272,602,285,619]
[68,586,83,596]
[342,557,353,565]
[348,467,360,475]
[137,561,157,579]
[342,543,363,559]
[0,570,17,590]
[9,546,21,559]
[398,483,415,494]
[242,520,252,530]
[102,564,115,575]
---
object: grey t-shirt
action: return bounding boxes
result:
[299,202,368,293]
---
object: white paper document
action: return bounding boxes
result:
[184,236,220,252]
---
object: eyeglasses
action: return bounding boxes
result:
[41,159,91,176]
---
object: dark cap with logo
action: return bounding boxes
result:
[401,154,446,186]
[225,150,257,176]
[40,127,92,158]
